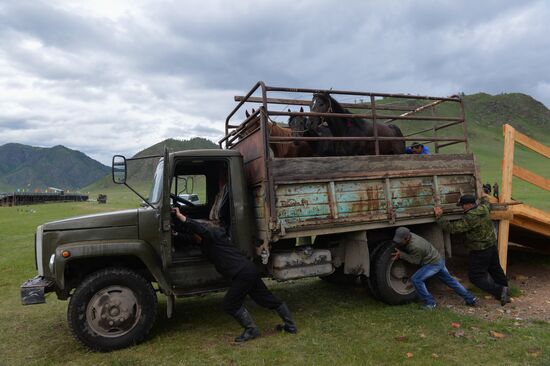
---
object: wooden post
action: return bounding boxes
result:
[498,124,515,273]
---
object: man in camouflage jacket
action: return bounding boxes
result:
[434,194,510,305]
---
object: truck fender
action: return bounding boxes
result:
[53,240,171,293]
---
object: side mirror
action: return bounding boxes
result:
[112,155,127,184]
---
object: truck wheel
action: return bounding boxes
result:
[67,267,158,352]
[363,241,387,300]
[373,241,417,305]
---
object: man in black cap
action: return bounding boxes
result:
[434,194,510,305]
[172,207,297,342]
[392,227,477,310]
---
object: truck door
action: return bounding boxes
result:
[160,148,173,269]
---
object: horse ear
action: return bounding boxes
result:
[288,108,291,112]
[252,108,256,114]
[245,110,250,118]
[300,107,304,112]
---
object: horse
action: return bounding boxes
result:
[245,109,313,158]
[310,93,405,155]
[288,107,335,156]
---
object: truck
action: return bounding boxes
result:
[21,82,480,351]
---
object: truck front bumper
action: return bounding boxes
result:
[21,276,55,305]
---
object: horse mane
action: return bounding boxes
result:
[268,122,292,137]
[315,92,350,114]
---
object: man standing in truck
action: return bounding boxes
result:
[392,227,478,310]
[172,207,297,342]
[434,194,510,306]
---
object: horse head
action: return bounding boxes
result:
[288,107,310,145]
[311,93,332,114]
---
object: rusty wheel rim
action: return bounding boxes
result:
[387,259,415,295]
[86,286,141,338]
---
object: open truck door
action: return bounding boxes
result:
[160,148,172,269]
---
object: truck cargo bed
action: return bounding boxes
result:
[252,154,477,240]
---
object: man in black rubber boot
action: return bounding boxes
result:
[172,207,298,342]
[233,306,261,342]
[275,302,297,333]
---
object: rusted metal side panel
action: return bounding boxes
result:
[232,129,265,185]
[335,181,387,219]
[273,179,387,230]
[388,175,474,220]
[269,155,477,238]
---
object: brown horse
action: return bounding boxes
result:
[245,109,313,158]
[310,93,405,155]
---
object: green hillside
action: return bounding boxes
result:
[0,143,110,191]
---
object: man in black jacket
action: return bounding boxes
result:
[172,207,297,342]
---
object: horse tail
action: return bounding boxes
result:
[388,124,406,154]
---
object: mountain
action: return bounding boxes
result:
[127,137,219,182]
[0,143,110,191]
[85,137,219,191]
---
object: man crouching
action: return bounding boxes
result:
[392,227,478,310]
[172,207,297,342]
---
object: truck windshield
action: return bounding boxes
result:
[148,159,164,204]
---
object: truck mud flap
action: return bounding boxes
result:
[20,276,55,305]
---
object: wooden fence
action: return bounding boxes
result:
[498,124,550,271]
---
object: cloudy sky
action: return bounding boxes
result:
[1,0,549,164]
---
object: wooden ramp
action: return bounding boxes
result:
[506,204,550,252]
[496,124,550,271]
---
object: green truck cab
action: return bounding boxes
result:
[21,82,480,351]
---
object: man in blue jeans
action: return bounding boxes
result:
[391,227,478,310]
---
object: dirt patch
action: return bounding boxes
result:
[429,251,550,323]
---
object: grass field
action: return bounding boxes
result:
[1,191,550,365]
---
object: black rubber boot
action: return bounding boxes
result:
[232,307,260,342]
[275,302,298,334]
[500,286,511,306]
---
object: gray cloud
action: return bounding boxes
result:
[0,0,549,164]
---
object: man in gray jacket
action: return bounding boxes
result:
[392,227,478,310]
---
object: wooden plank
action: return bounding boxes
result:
[513,165,550,192]
[498,124,516,273]
[490,211,514,220]
[513,127,550,159]
[511,204,550,226]
[511,217,550,237]
[271,154,477,182]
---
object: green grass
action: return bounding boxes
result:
[1,194,550,365]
